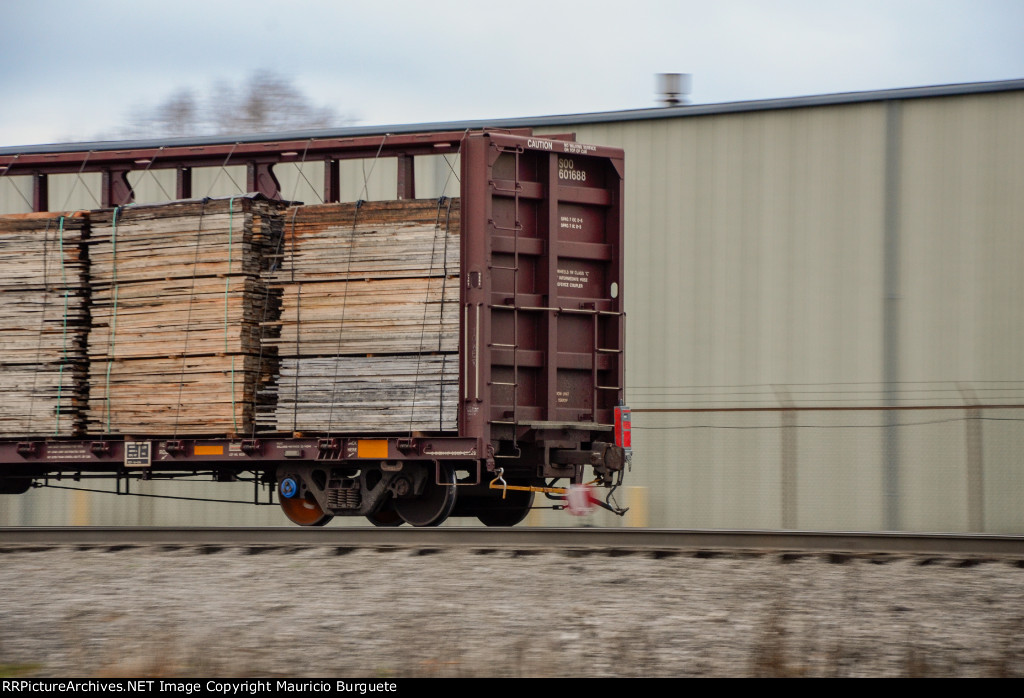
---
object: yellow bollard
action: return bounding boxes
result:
[624,486,649,527]
[71,489,90,526]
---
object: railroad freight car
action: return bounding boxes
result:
[0,130,629,526]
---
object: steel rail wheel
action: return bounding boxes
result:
[366,501,405,527]
[0,478,32,495]
[476,487,535,527]
[393,464,457,527]
[279,492,333,527]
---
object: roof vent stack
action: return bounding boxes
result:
[657,73,692,106]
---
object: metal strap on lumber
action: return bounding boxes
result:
[25,216,54,435]
[439,195,454,430]
[289,203,302,434]
[410,197,443,434]
[326,199,364,436]
[103,207,121,435]
[54,216,68,435]
[172,199,208,437]
[225,197,237,434]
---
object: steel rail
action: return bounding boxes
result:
[1,527,1023,557]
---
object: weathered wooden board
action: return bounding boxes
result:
[265,277,457,357]
[270,199,460,283]
[0,366,81,437]
[86,354,271,436]
[259,355,457,434]
[85,196,286,436]
[88,197,285,285]
[0,290,90,362]
[0,198,464,439]
[0,212,89,436]
[89,276,275,359]
[0,212,89,289]
[256,199,461,434]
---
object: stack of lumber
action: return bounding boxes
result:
[0,213,89,437]
[258,199,460,433]
[263,355,458,433]
[86,196,286,436]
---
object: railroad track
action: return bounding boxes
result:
[2,527,1024,558]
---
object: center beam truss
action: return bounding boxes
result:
[0,129,577,210]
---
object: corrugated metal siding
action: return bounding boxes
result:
[0,176,33,214]
[538,91,1024,531]
[898,92,1024,392]
[536,106,887,528]
[542,103,890,408]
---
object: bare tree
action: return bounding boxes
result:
[124,71,348,138]
[143,89,202,137]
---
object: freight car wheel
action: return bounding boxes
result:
[477,487,535,527]
[0,478,32,495]
[393,464,457,527]
[280,492,333,527]
[366,501,405,527]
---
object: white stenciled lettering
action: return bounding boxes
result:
[558,158,586,182]
[555,268,590,290]
[563,142,598,154]
[559,215,584,230]
[528,138,554,150]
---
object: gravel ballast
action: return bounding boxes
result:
[1,546,1022,678]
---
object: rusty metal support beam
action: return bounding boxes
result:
[324,159,339,203]
[101,169,134,208]
[176,167,192,200]
[247,162,281,199]
[397,154,415,199]
[0,130,531,177]
[32,173,48,212]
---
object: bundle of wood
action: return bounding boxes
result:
[0,213,89,437]
[86,196,286,436]
[89,277,270,359]
[270,278,457,356]
[271,199,460,282]
[258,355,458,433]
[85,355,274,435]
[260,199,460,434]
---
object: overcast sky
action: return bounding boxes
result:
[2,0,1023,146]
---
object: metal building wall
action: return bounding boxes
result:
[535,89,1024,532]
[895,92,1024,533]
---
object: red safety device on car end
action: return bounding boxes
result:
[614,404,631,451]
